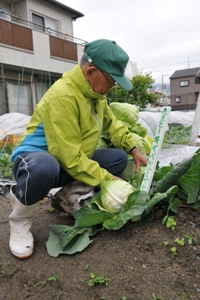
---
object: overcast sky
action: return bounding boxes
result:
[59,0,200,85]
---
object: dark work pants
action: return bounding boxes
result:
[12,148,128,206]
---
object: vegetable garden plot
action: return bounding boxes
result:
[45,104,200,257]
[0,108,200,258]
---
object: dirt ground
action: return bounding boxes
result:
[0,193,200,300]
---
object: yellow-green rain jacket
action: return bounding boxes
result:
[12,65,136,186]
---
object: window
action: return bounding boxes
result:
[195,77,200,84]
[32,13,44,32]
[175,97,181,103]
[180,80,189,87]
[7,82,33,115]
[32,13,58,35]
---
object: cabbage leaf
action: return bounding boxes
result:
[46,149,200,257]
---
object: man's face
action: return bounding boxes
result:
[85,65,117,95]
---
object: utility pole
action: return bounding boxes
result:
[162,74,169,104]
[187,57,190,68]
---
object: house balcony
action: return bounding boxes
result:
[0,15,86,75]
[0,13,86,115]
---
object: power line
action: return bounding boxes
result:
[141,58,200,72]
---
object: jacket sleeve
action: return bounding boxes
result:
[43,96,114,187]
[102,101,136,153]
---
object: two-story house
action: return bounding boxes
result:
[0,0,85,116]
[170,67,200,111]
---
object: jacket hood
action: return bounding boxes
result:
[63,64,105,101]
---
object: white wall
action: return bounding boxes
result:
[26,0,73,35]
[0,1,11,11]
[13,0,28,20]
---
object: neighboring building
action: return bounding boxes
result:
[149,87,171,108]
[170,67,200,111]
[153,87,171,106]
[0,0,86,115]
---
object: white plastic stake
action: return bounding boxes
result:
[140,106,171,193]
[189,94,200,146]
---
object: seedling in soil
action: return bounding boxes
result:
[132,285,136,289]
[87,273,110,287]
[55,291,62,298]
[40,275,59,286]
[171,246,177,258]
[163,241,169,246]
[164,216,177,230]
[151,293,162,300]
[40,280,47,287]
[48,275,59,281]
[174,238,185,246]
[184,234,198,245]
[84,264,89,270]
[48,207,58,214]
[162,195,180,230]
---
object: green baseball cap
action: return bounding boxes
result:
[83,39,132,91]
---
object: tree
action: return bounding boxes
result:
[107,73,158,110]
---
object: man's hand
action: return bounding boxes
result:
[113,176,123,180]
[130,147,148,172]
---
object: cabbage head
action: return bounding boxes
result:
[144,135,154,156]
[100,180,136,213]
[109,102,139,125]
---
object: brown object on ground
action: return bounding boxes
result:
[0,194,200,300]
[51,181,94,215]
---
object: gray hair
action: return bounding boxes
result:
[80,56,90,67]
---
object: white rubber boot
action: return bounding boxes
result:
[9,186,37,259]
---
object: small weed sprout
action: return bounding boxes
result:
[48,275,59,281]
[174,238,185,246]
[84,264,89,271]
[40,280,47,287]
[56,291,62,299]
[171,246,177,258]
[151,293,162,300]
[41,275,59,286]
[88,273,110,287]
[164,216,177,230]
[184,234,198,245]
[48,207,57,214]
[163,241,169,246]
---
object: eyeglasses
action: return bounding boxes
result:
[98,69,117,88]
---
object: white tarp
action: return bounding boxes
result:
[0,111,199,162]
[158,144,199,167]
[139,110,198,137]
[0,113,30,142]
[0,110,197,140]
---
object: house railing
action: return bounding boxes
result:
[0,12,86,62]
[0,19,33,51]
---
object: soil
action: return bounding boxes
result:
[0,193,200,300]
